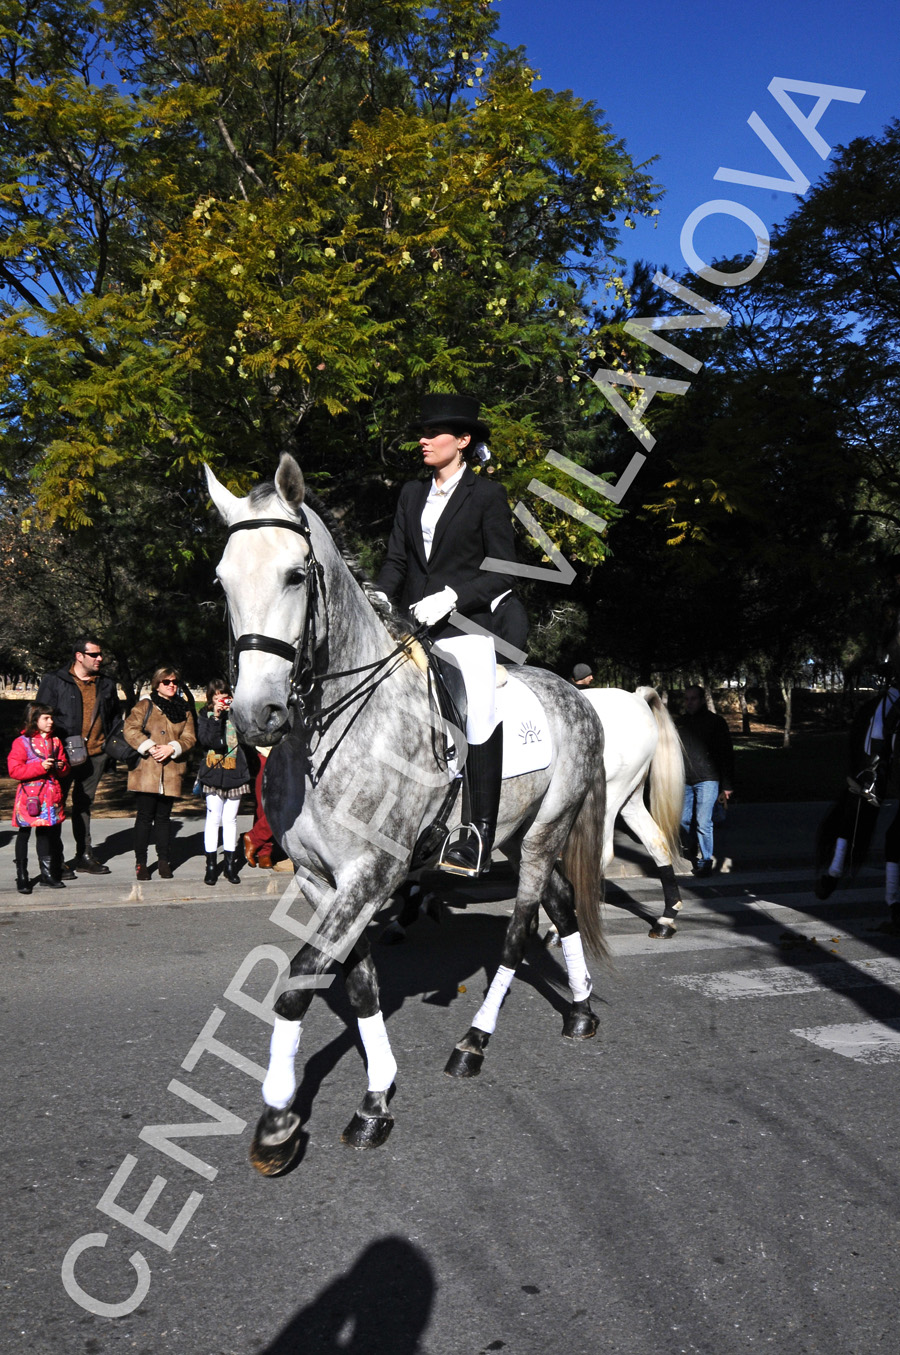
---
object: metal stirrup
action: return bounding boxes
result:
[437,823,486,877]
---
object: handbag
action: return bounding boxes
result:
[104,699,151,769]
[25,793,42,817]
[65,698,102,767]
[64,734,87,767]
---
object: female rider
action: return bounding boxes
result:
[375,393,527,876]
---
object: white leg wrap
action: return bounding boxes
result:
[828,837,849,877]
[358,1013,398,1093]
[886,861,900,906]
[262,1017,302,1109]
[472,965,516,1035]
[561,932,593,1002]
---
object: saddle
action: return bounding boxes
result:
[399,633,507,750]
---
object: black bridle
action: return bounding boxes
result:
[224,510,415,743]
[226,512,323,716]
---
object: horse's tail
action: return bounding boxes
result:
[561,774,609,963]
[636,686,685,864]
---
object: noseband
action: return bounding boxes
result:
[226,512,323,712]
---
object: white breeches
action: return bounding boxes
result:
[433,634,497,745]
[204,795,241,852]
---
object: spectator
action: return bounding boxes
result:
[571,663,594,687]
[8,703,69,891]
[197,679,252,886]
[36,635,121,874]
[124,666,197,881]
[677,685,734,877]
[243,747,276,870]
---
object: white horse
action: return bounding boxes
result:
[582,687,687,938]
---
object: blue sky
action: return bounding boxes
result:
[494,0,897,279]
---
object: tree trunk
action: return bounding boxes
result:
[781,679,793,749]
[739,686,751,736]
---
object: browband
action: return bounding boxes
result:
[228,517,310,539]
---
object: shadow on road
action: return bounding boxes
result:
[258,1236,434,1355]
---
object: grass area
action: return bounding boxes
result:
[731,729,848,803]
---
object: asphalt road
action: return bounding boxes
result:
[2,820,900,1355]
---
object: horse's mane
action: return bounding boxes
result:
[247,480,409,641]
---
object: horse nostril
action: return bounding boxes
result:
[264,705,287,734]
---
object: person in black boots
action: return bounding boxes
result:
[8,703,70,892]
[124,666,196,880]
[36,635,120,875]
[374,393,528,877]
[197,679,252,885]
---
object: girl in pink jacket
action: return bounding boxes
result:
[8,703,69,893]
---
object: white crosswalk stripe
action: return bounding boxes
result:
[605,869,900,1062]
[792,1020,900,1062]
[671,957,900,1000]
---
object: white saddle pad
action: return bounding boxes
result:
[499,676,553,778]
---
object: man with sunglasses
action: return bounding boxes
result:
[36,636,122,874]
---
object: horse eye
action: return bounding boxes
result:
[286,567,306,588]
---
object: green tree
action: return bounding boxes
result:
[1,0,659,671]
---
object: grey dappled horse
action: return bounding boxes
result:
[207,454,608,1173]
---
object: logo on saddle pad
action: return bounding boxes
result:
[518,719,542,746]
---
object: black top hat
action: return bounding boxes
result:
[409,393,490,442]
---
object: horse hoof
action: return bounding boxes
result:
[249,1108,302,1177]
[648,921,677,939]
[444,1046,484,1078]
[340,1110,394,1149]
[562,1004,599,1040]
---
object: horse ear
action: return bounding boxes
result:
[275,453,306,513]
[205,464,243,525]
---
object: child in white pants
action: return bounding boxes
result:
[196,679,252,885]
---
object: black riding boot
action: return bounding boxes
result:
[442,724,503,877]
[223,850,240,884]
[36,829,64,889]
[204,852,218,886]
[15,830,32,895]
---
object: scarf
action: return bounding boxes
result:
[205,711,239,771]
[152,689,190,724]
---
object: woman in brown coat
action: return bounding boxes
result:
[125,665,196,880]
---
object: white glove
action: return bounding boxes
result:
[411,587,457,627]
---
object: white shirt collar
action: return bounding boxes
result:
[427,464,466,500]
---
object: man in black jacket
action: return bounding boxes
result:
[676,685,735,877]
[36,636,121,874]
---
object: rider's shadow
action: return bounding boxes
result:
[259,1236,434,1355]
